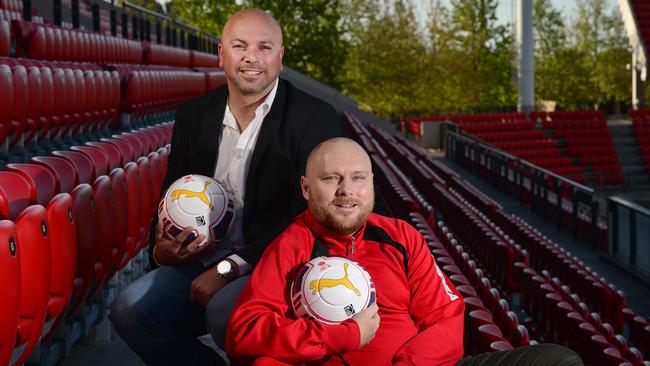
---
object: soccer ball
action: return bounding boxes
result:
[158,174,235,246]
[291,256,375,324]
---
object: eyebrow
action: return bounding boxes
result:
[320,170,370,176]
[230,39,276,46]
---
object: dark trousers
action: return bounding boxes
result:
[457,344,583,366]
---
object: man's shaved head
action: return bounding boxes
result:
[302,137,374,235]
[222,9,283,46]
[305,137,372,178]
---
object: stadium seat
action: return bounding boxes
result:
[11,204,51,366]
[121,162,142,264]
[0,64,12,146]
[102,137,135,165]
[71,145,110,179]
[30,156,78,193]
[66,183,97,317]
[86,175,116,299]
[10,65,28,148]
[86,141,122,171]
[0,19,8,57]
[0,220,19,366]
[52,150,94,184]
[106,168,129,271]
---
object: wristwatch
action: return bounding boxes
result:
[216,258,238,281]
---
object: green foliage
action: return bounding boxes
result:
[534,0,630,110]
[163,0,632,117]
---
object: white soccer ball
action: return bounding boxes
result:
[291,256,375,324]
[158,174,235,246]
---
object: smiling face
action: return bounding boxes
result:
[218,9,284,99]
[301,138,375,236]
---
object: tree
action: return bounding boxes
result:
[339,0,429,118]
[248,0,348,88]
[447,0,516,112]
[166,0,242,36]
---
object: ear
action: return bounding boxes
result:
[218,42,224,68]
[300,176,309,201]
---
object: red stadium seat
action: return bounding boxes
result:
[30,156,78,194]
[121,162,142,264]
[87,141,122,171]
[66,183,97,317]
[71,145,110,179]
[10,65,28,148]
[52,150,94,184]
[102,137,134,165]
[107,168,129,271]
[0,19,9,57]
[86,175,116,299]
[0,220,19,366]
[0,64,12,145]
[5,163,56,205]
[11,204,50,366]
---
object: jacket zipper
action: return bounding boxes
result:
[351,235,356,255]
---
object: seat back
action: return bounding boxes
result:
[5,163,56,205]
[101,137,134,165]
[71,145,110,179]
[66,184,96,316]
[0,220,19,366]
[122,162,141,262]
[42,193,76,339]
[0,19,9,57]
[52,150,94,184]
[108,168,129,271]
[0,172,31,220]
[30,156,78,194]
[87,141,121,171]
[12,204,50,366]
[87,175,115,299]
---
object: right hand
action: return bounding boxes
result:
[351,303,380,349]
[153,223,212,265]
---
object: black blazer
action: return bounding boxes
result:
[160,79,342,265]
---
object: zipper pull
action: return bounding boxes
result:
[351,236,355,255]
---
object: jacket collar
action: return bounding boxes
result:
[198,86,228,152]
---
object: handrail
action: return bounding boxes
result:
[610,195,650,216]
[448,130,596,194]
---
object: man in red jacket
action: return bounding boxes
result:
[226,138,582,366]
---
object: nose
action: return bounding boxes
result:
[335,179,353,197]
[242,48,259,63]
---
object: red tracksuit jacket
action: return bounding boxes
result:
[226,210,465,365]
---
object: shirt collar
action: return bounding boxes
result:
[223,78,279,131]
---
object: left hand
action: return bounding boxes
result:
[190,269,230,308]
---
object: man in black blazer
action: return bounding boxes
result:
[110,9,341,366]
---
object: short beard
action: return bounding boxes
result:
[310,198,374,236]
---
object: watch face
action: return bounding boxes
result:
[218,260,232,275]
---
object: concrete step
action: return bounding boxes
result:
[612,137,638,145]
[621,165,648,173]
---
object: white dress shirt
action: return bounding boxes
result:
[199,79,279,273]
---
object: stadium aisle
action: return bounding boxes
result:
[62,332,227,365]
[438,155,650,317]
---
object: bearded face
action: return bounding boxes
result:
[309,194,374,236]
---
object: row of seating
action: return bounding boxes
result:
[515,262,646,365]
[461,121,535,134]
[0,58,120,151]
[345,112,524,355]
[355,114,649,363]
[13,20,219,68]
[0,123,171,366]
[432,220,531,349]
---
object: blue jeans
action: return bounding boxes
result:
[110,260,249,366]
